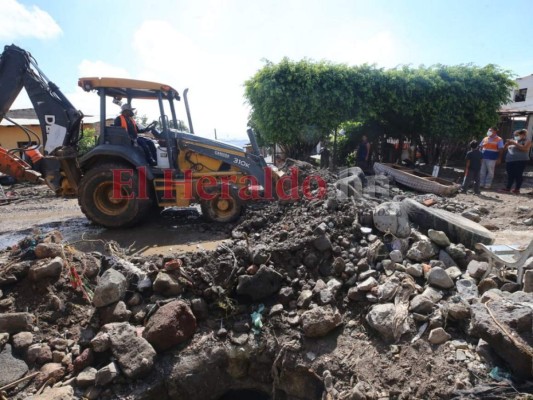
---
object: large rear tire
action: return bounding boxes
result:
[78,163,152,228]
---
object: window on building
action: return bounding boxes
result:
[514,88,527,102]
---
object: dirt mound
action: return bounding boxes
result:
[0,167,532,400]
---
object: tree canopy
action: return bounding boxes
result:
[244,58,515,162]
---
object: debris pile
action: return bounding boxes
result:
[0,165,532,400]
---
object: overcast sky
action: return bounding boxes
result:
[2,0,533,140]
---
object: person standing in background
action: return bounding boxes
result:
[479,127,504,189]
[356,135,371,172]
[500,129,531,194]
[460,140,482,194]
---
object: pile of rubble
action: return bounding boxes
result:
[0,166,532,400]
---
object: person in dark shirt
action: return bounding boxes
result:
[319,145,330,169]
[460,140,483,194]
[356,135,371,172]
[114,103,157,166]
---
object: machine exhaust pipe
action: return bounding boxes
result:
[183,88,194,134]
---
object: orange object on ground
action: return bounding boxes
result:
[0,147,43,183]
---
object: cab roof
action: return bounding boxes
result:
[78,77,180,100]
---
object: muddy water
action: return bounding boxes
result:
[0,197,230,255]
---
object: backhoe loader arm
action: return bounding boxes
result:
[0,45,84,153]
[0,147,43,183]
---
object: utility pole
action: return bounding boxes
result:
[214,128,217,140]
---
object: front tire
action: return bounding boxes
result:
[78,163,152,228]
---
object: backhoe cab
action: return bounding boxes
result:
[0,45,279,228]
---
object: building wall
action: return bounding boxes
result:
[0,124,43,150]
[501,75,533,112]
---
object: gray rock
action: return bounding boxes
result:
[461,210,481,222]
[92,269,127,308]
[428,229,451,247]
[480,289,504,303]
[76,366,97,387]
[524,270,533,293]
[91,332,110,352]
[25,386,74,400]
[297,289,313,308]
[406,263,423,278]
[0,332,8,347]
[101,322,156,378]
[377,280,399,302]
[427,267,454,289]
[252,245,270,265]
[445,244,467,262]
[407,240,438,262]
[190,298,209,321]
[269,304,284,316]
[318,289,335,305]
[467,260,490,280]
[153,272,183,296]
[478,277,498,294]
[446,300,471,321]
[366,303,410,342]
[26,343,52,365]
[428,327,451,344]
[98,301,131,325]
[236,266,283,301]
[409,295,435,314]
[95,361,119,386]
[301,305,342,337]
[313,234,332,252]
[0,312,34,334]
[445,266,462,280]
[456,279,479,302]
[389,250,403,263]
[357,277,378,291]
[28,257,63,281]
[0,344,28,387]
[373,202,410,238]
[422,286,444,303]
[439,250,457,268]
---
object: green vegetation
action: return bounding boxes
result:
[244,59,515,164]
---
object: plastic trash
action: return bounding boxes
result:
[489,366,513,382]
[251,304,265,334]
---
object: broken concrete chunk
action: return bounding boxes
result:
[0,312,34,334]
[301,305,342,337]
[92,269,127,308]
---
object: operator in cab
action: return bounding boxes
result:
[114,103,157,166]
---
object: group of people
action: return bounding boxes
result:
[461,127,532,195]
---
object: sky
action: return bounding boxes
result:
[2,0,533,141]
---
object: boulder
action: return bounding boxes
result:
[92,269,127,308]
[236,266,283,301]
[0,344,28,387]
[373,202,410,238]
[143,300,197,352]
[28,257,63,281]
[301,305,342,337]
[366,303,410,342]
[101,322,156,378]
[0,312,34,334]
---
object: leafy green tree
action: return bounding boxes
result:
[77,127,97,156]
[245,59,515,164]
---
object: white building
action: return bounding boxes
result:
[499,75,533,140]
